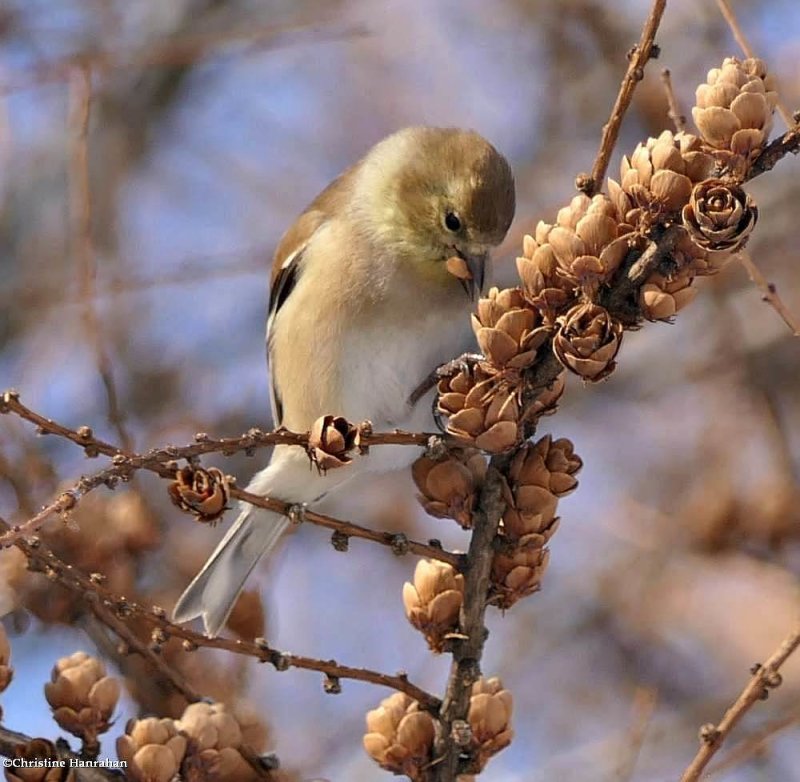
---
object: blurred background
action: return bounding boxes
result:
[0,0,799,779]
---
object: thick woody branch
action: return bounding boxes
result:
[679,623,800,782]
[433,458,509,779]
[746,125,800,181]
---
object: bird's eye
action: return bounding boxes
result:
[444,212,462,232]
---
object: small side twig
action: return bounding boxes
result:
[679,623,800,782]
[660,68,686,131]
[706,709,800,776]
[738,252,800,336]
[746,124,800,181]
[87,601,202,704]
[8,525,441,710]
[68,65,133,452]
[578,0,667,196]
[1,392,460,564]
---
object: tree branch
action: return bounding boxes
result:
[433,456,509,779]
[578,0,667,196]
[679,623,800,782]
[7,525,441,710]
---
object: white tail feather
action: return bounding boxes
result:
[172,501,289,636]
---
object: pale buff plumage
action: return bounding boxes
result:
[173,127,515,636]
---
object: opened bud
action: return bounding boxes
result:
[411,450,486,528]
[8,739,75,782]
[402,559,464,652]
[554,302,623,381]
[640,268,698,320]
[437,368,521,454]
[363,693,435,781]
[692,57,778,160]
[168,465,229,524]
[682,180,758,253]
[491,546,550,609]
[308,415,358,471]
[471,287,550,369]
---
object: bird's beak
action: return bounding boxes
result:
[451,249,488,300]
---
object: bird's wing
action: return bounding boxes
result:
[267,165,358,426]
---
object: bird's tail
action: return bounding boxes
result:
[172,501,288,636]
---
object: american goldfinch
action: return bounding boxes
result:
[173,127,515,636]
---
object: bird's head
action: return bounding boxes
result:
[354,127,516,298]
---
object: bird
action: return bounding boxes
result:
[173,126,515,636]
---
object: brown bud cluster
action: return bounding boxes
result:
[0,623,12,695]
[307,414,359,471]
[7,739,75,782]
[363,693,435,781]
[402,559,464,652]
[437,365,521,454]
[411,449,486,528]
[117,703,259,782]
[682,179,758,253]
[554,302,623,381]
[609,131,716,228]
[177,701,258,781]
[693,57,778,163]
[467,677,514,771]
[471,287,550,369]
[44,652,120,754]
[521,194,632,299]
[491,436,581,609]
[168,465,230,524]
[117,717,188,782]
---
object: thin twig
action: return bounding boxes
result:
[578,0,667,196]
[738,252,800,336]
[68,65,134,451]
[7,524,442,710]
[88,601,202,703]
[660,68,686,131]
[707,709,800,776]
[679,623,800,782]
[616,687,659,781]
[715,0,795,128]
[0,22,368,95]
[0,391,459,563]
